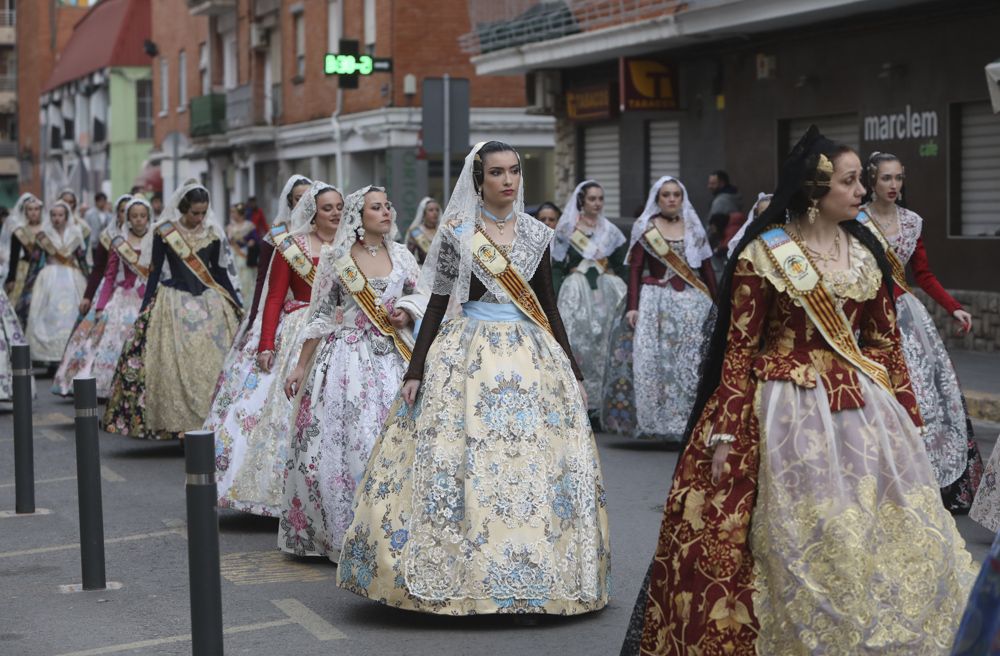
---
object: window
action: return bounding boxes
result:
[177,50,187,110]
[327,0,341,52]
[294,12,306,79]
[159,57,169,115]
[223,32,237,90]
[953,101,1000,238]
[136,79,153,139]
[364,0,375,52]
[199,43,210,95]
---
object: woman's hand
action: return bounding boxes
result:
[257,351,275,373]
[952,309,972,334]
[388,308,411,329]
[577,380,588,409]
[400,379,421,407]
[625,310,639,329]
[78,298,92,315]
[284,365,305,399]
[711,443,731,485]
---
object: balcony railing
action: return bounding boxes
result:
[460,0,694,54]
[0,140,16,157]
[225,84,258,131]
[187,0,236,16]
[254,0,281,17]
[0,10,14,28]
[190,93,226,137]
[0,75,15,92]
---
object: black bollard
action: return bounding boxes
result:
[73,377,106,590]
[184,430,223,656]
[11,344,34,514]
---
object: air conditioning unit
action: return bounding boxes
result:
[250,24,269,51]
[526,70,559,115]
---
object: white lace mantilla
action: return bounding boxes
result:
[887,206,923,266]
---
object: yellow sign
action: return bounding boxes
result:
[620,58,678,112]
[567,85,613,121]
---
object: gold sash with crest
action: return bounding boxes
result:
[334,253,412,361]
[99,230,113,251]
[158,222,241,311]
[35,232,79,268]
[111,236,150,279]
[758,227,894,394]
[13,226,36,251]
[274,232,316,285]
[471,228,553,336]
[568,229,610,273]
[855,211,912,295]
[410,227,433,255]
[641,226,712,298]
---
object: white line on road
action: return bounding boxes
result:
[0,508,53,518]
[0,476,75,488]
[0,464,126,488]
[41,428,66,442]
[0,527,183,558]
[52,619,295,656]
[272,598,347,640]
[100,465,126,482]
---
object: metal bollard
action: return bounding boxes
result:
[73,377,106,590]
[184,430,223,656]
[11,344,34,514]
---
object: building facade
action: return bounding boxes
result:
[467,0,1000,313]
[150,0,553,227]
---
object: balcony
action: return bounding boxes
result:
[0,140,16,157]
[190,93,226,137]
[0,9,13,45]
[187,0,236,16]
[254,0,281,18]
[225,84,258,131]
[0,75,14,113]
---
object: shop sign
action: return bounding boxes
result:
[567,84,614,121]
[863,105,939,141]
[619,58,678,112]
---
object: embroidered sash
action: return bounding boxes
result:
[410,227,433,255]
[333,253,413,361]
[13,226,35,251]
[157,222,241,311]
[265,223,288,247]
[35,232,79,268]
[641,226,712,298]
[568,229,610,273]
[471,227,553,336]
[274,232,316,285]
[758,227,893,394]
[110,236,150,279]
[99,230,113,251]
[855,211,912,295]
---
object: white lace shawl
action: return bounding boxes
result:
[627,176,712,268]
[727,192,773,259]
[41,201,86,255]
[551,180,626,262]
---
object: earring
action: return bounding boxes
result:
[807,201,819,225]
[356,225,366,241]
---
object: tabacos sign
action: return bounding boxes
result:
[863,105,940,156]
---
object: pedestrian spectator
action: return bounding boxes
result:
[706,170,743,277]
[245,196,268,235]
[532,201,560,229]
[150,192,164,219]
[84,192,112,239]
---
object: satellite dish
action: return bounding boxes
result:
[986,60,1000,114]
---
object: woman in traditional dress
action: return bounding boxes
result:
[551,181,628,417]
[4,194,45,317]
[857,151,984,514]
[405,196,440,265]
[227,202,259,302]
[21,202,89,366]
[279,185,422,560]
[0,198,29,399]
[208,181,341,518]
[52,193,132,396]
[0,193,36,280]
[57,189,92,250]
[621,127,975,655]
[336,141,610,615]
[533,201,561,230]
[618,177,716,442]
[103,183,242,440]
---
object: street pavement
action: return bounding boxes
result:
[0,367,997,656]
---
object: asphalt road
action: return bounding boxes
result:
[0,387,996,656]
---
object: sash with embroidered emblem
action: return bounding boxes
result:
[274,232,316,285]
[110,236,150,279]
[471,227,553,336]
[758,227,893,394]
[641,226,712,298]
[265,223,288,247]
[568,228,611,273]
[333,253,413,361]
[13,226,35,251]
[410,226,433,255]
[35,232,80,268]
[157,221,241,311]
[855,210,912,295]
[99,230,113,251]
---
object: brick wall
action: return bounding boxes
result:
[553,115,576,206]
[913,289,1000,353]
[151,0,210,148]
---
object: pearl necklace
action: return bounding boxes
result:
[360,239,383,257]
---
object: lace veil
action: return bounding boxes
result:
[405,196,435,239]
[42,200,85,253]
[626,176,711,268]
[273,175,313,229]
[551,180,626,262]
[727,192,773,258]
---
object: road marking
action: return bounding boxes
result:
[0,508,53,519]
[220,550,331,585]
[272,598,347,640]
[35,412,74,427]
[100,465,125,482]
[57,581,123,594]
[0,476,75,488]
[52,599,344,655]
[41,428,66,442]
[0,465,125,488]
[0,525,184,558]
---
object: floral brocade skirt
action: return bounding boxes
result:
[336,311,611,615]
[210,306,309,517]
[624,377,976,656]
[557,271,626,412]
[0,287,25,400]
[26,264,86,363]
[103,286,239,439]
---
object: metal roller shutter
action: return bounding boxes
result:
[959,101,1000,237]
[787,113,859,152]
[584,123,620,220]
[648,120,681,186]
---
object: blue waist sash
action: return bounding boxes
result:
[462,301,529,322]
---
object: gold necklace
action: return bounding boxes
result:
[803,231,841,263]
[868,204,898,235]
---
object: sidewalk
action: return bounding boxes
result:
[950,349,1000,424]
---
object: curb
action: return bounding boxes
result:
[967,391,1000,424]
